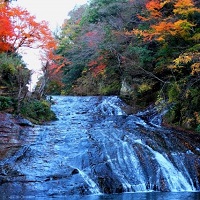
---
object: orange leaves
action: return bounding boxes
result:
[0,2,62,84]
[136,0,162,21]
[146,0,162,18]
[0,3,13,52]
[0,3,59,75]
[0,4,56,53]
[49,55,71,75]
[129,0,200,42]
[126,29,153,41]
[151,21,174,41]
[146,0,161,11]
[88,56,106,77]
[152,22,174,33]
[150,19,194,41]
[128,21,175,42]
[0,4,12,35]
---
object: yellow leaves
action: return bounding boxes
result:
[174,54,192,65]
[173,19,194,38]
[138,82,152,93]
[191,63,200,75]
[174,0,200,16]
[132,0,200,43]
[174,19,193,30]
[168,64,184,71]
[168,52,200,75]
[194,112,200,124]
[174,0,194,9]
[191,33,200,42]
[129,29,150,38]
[160,0,171,7]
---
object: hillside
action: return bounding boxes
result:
[46,0,200,132]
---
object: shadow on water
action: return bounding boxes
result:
[2,192,200,200]
[80,192,200,200]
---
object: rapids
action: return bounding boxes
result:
[0,96,200,199]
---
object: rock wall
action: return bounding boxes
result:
[0,113,33,160]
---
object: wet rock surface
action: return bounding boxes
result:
[0,96,200,199]
[0,113,33,160]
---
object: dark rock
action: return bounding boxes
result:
[0,112,33,160]
[71,168,79,175]
[98,176,124,194]
[14,115,34,127]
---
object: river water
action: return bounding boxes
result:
[0,96,200,199]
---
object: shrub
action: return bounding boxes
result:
[0,96,14,111]
[168,82,180,103]
[20,99,56,124]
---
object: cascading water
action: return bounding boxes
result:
[0,96,200,198]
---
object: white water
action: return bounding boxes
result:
[79,170,101,194]
[134,139,194,191]
[0,96,199,198]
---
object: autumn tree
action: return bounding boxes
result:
[54,0,200,131]
[0,1,57,115]
[0,5,56,53]
[128,0,200,130]
[54,0,149,96]
[0,2,13,52]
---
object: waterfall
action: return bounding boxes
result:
[135,139,194,191]
[78,169,101,194]
[95,96,127,116]
[0,96,200,197]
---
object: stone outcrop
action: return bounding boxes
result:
[0,112,33,160]
[120,79,132,97]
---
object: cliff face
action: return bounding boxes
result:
[0,112,33,160]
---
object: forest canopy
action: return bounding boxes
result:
[46,0,200,132]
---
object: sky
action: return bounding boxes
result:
[12,0,88,31]
[11,0,88,90]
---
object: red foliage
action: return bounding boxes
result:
[84,30,100,47]
[88,60,98,67]
[0,3,56,53]
[85,31,97,37]
[0,3,13,52]
[88,56,106,77]
[92,64,106,77]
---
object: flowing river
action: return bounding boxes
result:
[0,96,200,199]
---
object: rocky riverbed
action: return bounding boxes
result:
[0,96,200,199]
